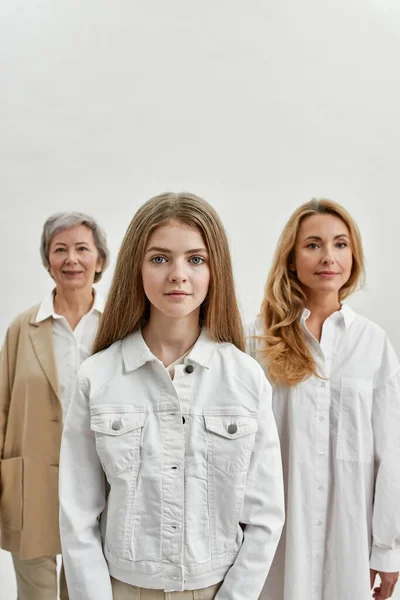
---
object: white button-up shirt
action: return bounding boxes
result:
[247,304,400,600]
[35,290,104,420]
[59,328,285,600]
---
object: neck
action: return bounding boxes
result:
[53,286,95,329]
[303,291,341,342]
[305,291,341,321]
[142,309,201,367]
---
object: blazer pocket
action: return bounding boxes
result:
[0,457,23,531]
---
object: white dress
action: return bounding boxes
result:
[247,305,400,600]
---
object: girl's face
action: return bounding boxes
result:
[293,213,353,300]
[49,225,102,291]
[141,220,210,321]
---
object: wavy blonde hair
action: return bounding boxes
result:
[93,192,244,354]
[258,198,365,386]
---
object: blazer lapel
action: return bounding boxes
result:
[29,318,61,402]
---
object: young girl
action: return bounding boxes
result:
[59,192,284,600]
[247,199,400,600]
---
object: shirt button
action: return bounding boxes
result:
[319,451,325,456]
[318,485,324,491]
[227,424,237,434]
[112,420,122,431]
[319,416,325,422]
[184,365,194,374]
[317,520,323,526]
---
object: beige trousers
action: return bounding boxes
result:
[111,578,222,600]
[12,554,69,600]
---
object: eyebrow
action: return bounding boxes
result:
[53,241,90,246]
[303,234,350,242]
[145,246,208,254]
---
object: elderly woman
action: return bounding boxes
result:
[0,212,109,600]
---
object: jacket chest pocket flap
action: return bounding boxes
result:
[90,409,145,475]
[204,414,258,475]
[336,377,374,463]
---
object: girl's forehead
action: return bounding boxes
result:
[146,220,204,245]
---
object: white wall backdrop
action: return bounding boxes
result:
[1,1,400,597]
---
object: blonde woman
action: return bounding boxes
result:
[0,212,109,600]
[59,193,284,600]
[247,199,400,600]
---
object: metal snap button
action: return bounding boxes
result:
[227,424,237,434]
[112,420,122,431]
[184,364,194,374]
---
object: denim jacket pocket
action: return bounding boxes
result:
[90,406,145,476]
[204,413,258,475]
[336,377,374,463]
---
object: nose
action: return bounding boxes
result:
[168,259,188,283]
[65,250,79,264]
[321,247,335,265]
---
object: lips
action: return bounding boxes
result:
[62,271,83,275]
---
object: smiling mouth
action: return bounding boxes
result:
[63,271,83,275]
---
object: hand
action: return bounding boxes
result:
[370,569,399,599]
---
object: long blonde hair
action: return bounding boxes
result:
[93,192,244,354]
[258,198,365,386]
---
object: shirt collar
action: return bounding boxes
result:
[35,289,104,323]
[121,328,216,373]
[91,290,105,313]
[300,303,356,329]
[339,303,356,328]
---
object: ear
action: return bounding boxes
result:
[95,256,103,273]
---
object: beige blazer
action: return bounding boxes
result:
[0,304,63,559]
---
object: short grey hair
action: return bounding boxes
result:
[40,212,110,283]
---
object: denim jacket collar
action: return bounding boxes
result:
[121,327,217,373]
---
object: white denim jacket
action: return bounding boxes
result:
[59,329,284,600]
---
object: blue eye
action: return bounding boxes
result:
[189,256,204,265]
[151,256,167,264]
[337,242,347,249]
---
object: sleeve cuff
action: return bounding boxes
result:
[370,545,400,571]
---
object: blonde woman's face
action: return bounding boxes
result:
[141,220,210,321]
[293,214,353,300]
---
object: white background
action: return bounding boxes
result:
[1,1,400,598]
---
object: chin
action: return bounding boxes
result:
[154,303,198,319]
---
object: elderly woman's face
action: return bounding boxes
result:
[48,225,102,291]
